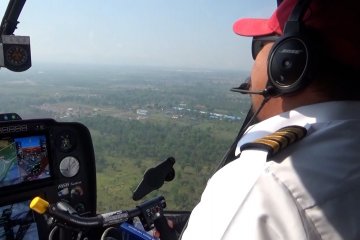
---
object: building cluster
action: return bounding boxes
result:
[135,104,241,122]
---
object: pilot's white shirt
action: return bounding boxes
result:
[181,101,360,240]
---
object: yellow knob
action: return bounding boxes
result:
[30,196,50,214]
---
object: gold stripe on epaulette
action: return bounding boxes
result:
[240,125,307,159]
[254,138,281,154]
[271,131,297,144]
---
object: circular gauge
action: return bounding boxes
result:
[56,131,76,152]
[5,45,29,67]
[59,156,80,178]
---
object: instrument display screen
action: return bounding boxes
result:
[0,135,50,188]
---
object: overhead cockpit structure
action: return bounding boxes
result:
[0,0,31,72]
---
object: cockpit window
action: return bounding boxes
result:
[0,0,275,212]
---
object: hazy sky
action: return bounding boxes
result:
[1,0,276,71]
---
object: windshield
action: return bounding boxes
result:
[0,0,274,213]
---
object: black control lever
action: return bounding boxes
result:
[132,157,175,201]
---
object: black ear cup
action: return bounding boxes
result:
[265,0,313,96]
[268,36,310,95]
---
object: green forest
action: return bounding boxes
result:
[78,115,240,211]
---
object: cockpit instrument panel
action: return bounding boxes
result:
[0,118,97,239]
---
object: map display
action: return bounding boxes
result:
[0,135,50,188]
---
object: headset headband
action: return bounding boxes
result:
[284,0,312,34]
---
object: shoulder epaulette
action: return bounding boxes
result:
[240,125,307,159]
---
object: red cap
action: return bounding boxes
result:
[233,0,360,68]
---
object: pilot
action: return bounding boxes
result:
[180,0,360,239]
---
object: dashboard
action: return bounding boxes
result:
[0,117,97,239]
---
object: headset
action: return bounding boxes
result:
[267,0,313,95]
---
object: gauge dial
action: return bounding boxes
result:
[56,131,76,152]
[59,156,80,178]
[5,45,29,66]
[59,134,74,152]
